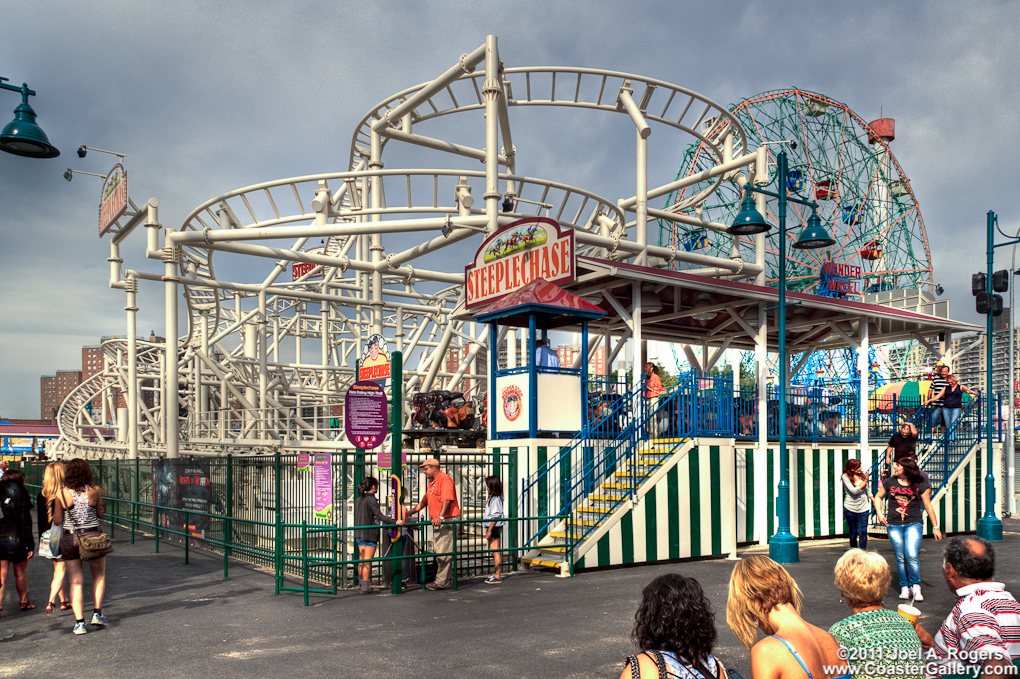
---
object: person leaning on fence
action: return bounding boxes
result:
[406,456,460,591]
[829,549,924,679]
[37,462,70,614]
[353,476,396,595]
[52,458,110,634]
[483,476,505,585]
[0,469,36,616]
[914,537,1020,679]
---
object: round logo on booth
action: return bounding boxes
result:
[502,385,523,422]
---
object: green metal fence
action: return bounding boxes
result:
[16,449,534,596]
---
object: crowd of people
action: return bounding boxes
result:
[621,537,1020,679]
[0,459,112,635]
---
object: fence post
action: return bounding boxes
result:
[226,453,233,561]
[184,511,190,565]
[113,458,120,539]
[452,520,458,591]
[302,520,309,606]
[274,449,282,596]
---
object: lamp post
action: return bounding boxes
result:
[978,210,1008,540]
[0,77,59,158]
[728,150,835,563]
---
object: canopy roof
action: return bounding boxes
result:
[472,278,607,328]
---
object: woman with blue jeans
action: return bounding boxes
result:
[873,459,942,601]
[353,476,396,595]
[841,458,872,550]
[925,374,978,441]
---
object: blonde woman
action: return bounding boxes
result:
[727,556,848,679]
[37,462,70,614]
[829,550,923,679]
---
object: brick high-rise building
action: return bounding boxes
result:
[556,343,607,374]
[40,370,82,423]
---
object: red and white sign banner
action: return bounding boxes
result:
[99,163,128,237]
[292,246,327,280]
[465,217,575,309]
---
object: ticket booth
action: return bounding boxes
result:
[474,278,606,439]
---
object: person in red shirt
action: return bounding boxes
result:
[407,456,461,590]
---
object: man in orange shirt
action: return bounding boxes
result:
[407,455,461,590]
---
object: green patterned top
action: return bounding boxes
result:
[829,609,924,679]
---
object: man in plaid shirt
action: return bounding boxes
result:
[915,537,1020,679]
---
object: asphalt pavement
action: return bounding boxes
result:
[3,516,1019,679]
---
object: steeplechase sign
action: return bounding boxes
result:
[99,163,128,236]
[465,217,575,309]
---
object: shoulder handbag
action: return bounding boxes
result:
[67,490,113,561]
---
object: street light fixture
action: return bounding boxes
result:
[727,149,834,563]
[0,77,59,158]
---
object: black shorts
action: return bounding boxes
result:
[488,526,503,541]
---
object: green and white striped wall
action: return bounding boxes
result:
[490,437,1002,571]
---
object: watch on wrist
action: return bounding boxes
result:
[438,516,445,520]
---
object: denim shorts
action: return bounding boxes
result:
[355,539,378,547]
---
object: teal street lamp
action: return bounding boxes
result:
[727,150,834,563]
[0,77,60,158]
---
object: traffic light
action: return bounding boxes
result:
[993,269,1010,292]
[993,294,1004,316]
[976,291,992,314]
[972,273,987,295]
[329,417,339,428]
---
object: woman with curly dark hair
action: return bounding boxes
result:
[620,573,727,679]
[0,469,36,616]
[52,458,109,634]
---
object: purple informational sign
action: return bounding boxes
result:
[297,452,310,472]
[345,380,389,449]
[313,452,332,521]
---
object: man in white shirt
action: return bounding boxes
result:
[915,536,1020,679]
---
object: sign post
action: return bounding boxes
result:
[388,351,403,595]
[312,452,332,521]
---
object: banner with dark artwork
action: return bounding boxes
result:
[152,458,212,542]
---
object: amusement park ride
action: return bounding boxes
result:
[48,36,1001,566]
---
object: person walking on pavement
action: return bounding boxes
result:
[37,462,70,614]
[873,458,942,601]
[52,459,109,634]
[914,537,1020,679]
[406,456,460,590]
[840,458,872,551]
[0,469,36,616]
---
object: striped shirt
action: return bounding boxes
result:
[926,582,1020,678]
[930,377,950,406]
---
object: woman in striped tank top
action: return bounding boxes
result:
[52,459,109,635]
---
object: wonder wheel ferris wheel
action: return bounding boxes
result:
[659,88,936,383]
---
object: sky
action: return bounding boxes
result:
[1,0,1018,418]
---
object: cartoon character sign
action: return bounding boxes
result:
[502,385,524,422]
[359,333,391,381]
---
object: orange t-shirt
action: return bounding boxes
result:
[645,373,664,398]
[426,471,461,519]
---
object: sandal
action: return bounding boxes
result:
[20,601,36,611]
[46,601,56,614]
[60,601,71,611]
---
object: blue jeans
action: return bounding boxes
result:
[943,407,961,440]
[355,538,378,548]
[886,523,923,587]
[844,509,870,550]
[931,406,945,429]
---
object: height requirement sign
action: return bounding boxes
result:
[465,217,575,309]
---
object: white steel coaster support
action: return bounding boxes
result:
[164,229,180,459]
[126,275,139,460]
[483,34,502,235]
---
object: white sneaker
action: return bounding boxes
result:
[912,585,924,601]
[899,586,910,599]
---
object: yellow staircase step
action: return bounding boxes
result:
[522,557,563,568]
